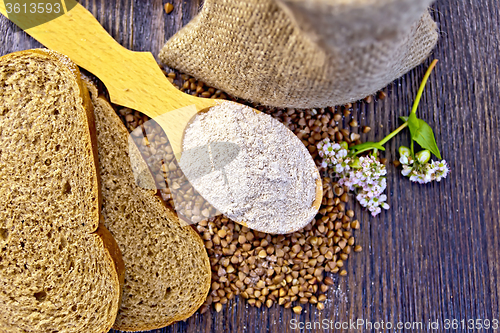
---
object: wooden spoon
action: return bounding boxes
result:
[0,2,323,231]
[0,2,210,156]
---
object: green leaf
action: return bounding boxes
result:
[350,141,385,152]
[407,113,442,159]
[407,112,419,130]
[400,116,409,122]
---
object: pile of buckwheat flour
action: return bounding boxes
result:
[179,101,319,234]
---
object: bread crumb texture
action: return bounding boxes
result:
[0,51,119,333]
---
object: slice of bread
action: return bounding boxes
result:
[84,78,211,331]
[0,49,124,333]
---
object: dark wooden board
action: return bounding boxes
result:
[1,0,499,332]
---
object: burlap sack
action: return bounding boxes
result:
[159,0,438,108]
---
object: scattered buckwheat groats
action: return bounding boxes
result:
[116,69,368,315]
[195,181,359,314]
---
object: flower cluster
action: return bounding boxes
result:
[340,156,389,216]
[317,139,389,216]
[317,139,351,173]
[399,147,450,184]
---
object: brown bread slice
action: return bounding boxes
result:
[0,50,124,333]
[84,78,211,331]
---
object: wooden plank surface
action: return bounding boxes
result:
[1,0,499,332]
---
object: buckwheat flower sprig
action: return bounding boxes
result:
[348,59,448,186]
[317,59,448,217]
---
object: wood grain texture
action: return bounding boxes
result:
[0,0,498,332]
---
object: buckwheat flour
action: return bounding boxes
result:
[179,101,319,234]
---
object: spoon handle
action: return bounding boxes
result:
[0,1,216,155]
[0,1,213,116]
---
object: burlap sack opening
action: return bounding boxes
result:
[159,0,438,108]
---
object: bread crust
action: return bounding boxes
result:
[0,49,123,333]
[95,222,126,307]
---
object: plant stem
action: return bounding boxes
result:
[411,59,438,115]
[352,147,376,156]
[378,121,408,146]
[374,59,439,148]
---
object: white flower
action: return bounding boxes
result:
[409,175,419,182]
[432,160,449,181]
[435,174,446,181]
[368,197,379,207]
[371,186,382,197]
[424,173,432,183]
[399,146,411,157]
[338,155,389,216]
[337,149,347,158]
[401,165,412,176]
[399,155,409,165]
[427,164,438,174]
[369,206,381,216]
[416,150,431,164]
